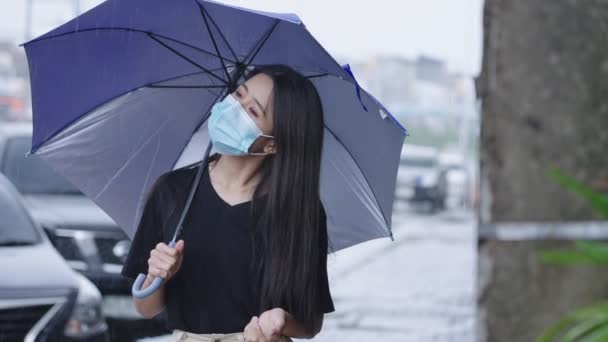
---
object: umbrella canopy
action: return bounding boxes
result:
[22,0,407,253]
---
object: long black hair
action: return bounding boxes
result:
[240,64,327,334]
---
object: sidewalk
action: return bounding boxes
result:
[308,208,476,341]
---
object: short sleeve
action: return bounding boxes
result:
[120,174,167,280]
[317,204,335,313]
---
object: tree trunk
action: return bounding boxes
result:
[478,0,608,340]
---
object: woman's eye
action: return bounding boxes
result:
[249,109,257,117]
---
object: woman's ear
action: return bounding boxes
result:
[265,141,276,155]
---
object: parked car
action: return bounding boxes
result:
[0,173,109,342]
[396,145,445,212]
[437,151,471,210]
[0,122,169,341]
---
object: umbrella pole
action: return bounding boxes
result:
[169,141,214,246]
[132,141,213,299]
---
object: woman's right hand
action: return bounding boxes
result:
[244,316,277,342]
[147,239,185,281]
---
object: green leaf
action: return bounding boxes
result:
[538,249,605,265]
[539,241,608,266]
[535,315,577,342]
[580,324,608,342]
[535,302,608,341]
[561,316,608,341]
[575,241,608,263]
[569,302,608,321]
[547,167,608,218]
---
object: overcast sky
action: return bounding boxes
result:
[0,0,483,75]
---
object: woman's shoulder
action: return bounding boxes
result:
[144,166,199,204]
[163,166,198,185]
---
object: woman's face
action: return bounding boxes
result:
[230,73,276,154]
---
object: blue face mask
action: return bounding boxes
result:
[208,94,274,156]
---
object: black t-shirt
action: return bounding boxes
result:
[120,162,335,333]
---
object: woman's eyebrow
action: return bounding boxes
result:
[241,83,267,117]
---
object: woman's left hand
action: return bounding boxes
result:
[257,308,287,341]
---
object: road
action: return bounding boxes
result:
[306,205,476,342]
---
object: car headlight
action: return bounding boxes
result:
[64,273,108,338]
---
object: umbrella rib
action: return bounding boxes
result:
[323,124,392,234]
[31,68,230,153]
[22,27,237,64]
[305,73,329,79]
[147,68,226,86]
[243,19,280,68]
[93,117,172,201]
[198,1,239,64]
[198,3,231,81]
[147,33,229,85]
[148,85,226,89]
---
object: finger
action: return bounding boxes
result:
[271,316,285,335]
[148,264,169,279]
[251,317,263,333]
[257,317,275,341]
[148,266,163,278]
[257,317,271,338]
[150,255,174,273]
[263,315,282,337]
[158,243,178,257]
[175,240,185,253]
[243,321,257,342]
[151,249,176,265]
[270,327,281,336]
[245,317,264,342]
[147,265,158,277]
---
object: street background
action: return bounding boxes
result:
[3,1,606,341]
[1,1,482,341]
[316,206,475,341]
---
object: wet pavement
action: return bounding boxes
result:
[308,205,476,342]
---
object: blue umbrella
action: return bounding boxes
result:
[21,0,407,298]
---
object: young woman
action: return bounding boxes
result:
[121,64,335,342]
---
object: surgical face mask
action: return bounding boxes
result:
[208,94,274,156]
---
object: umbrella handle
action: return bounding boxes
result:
[131,240,177,299]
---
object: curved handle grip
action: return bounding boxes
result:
[131,240,176,299]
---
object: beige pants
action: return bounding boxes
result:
[170,329,293,342]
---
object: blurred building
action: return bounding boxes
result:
[0,41,29,122]
[349,54,476,115]
[346,54,478,162]
[350,56,417,107]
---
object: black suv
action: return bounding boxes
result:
[0,172,109,341]
[0,122,169,341]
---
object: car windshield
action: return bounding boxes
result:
[0,183,40,245]
[400,157,437,168]
[1,137,82,195]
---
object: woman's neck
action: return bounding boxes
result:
[210,154,265,190]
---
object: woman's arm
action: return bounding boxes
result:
[282,311,323,339]
[285,313,322,339]
[132,240,185,318]
[256,308,323,339]
[133,274,166,318]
